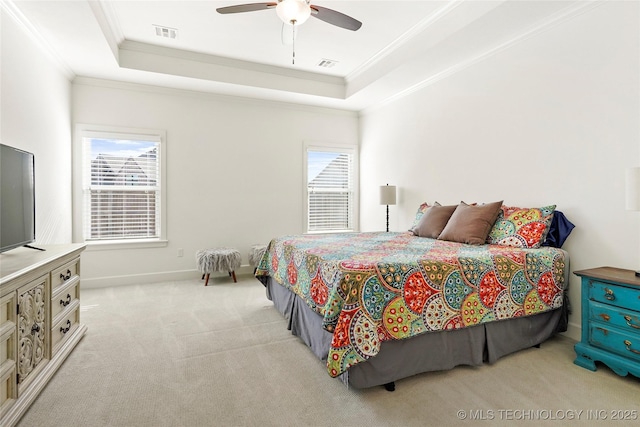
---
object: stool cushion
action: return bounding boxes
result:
[196,248,241,274]
[249,244,268,267]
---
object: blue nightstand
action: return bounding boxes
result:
[574,267,640,378]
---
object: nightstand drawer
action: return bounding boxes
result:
[589,280,640,312]
[590,323,640,362]
[589,301,640,333]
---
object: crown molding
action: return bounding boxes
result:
[362,0,604,116]
[346,0,466,83]
[88,0,124,62]
[2,0,75,80]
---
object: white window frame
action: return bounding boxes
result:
[303,141,359,234]
[73,124,167,250]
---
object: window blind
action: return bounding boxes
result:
[82,136,161,241]
[307,151,353,232]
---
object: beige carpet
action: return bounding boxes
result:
[17,275,640,427]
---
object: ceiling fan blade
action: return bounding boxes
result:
[310,5,362,31]
[216,3,277,14]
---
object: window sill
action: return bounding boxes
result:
[85,239,168,251]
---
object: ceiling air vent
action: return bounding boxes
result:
[317,59,338,68]
[154,25,178,39]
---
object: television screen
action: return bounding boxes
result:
[0,144,35,253]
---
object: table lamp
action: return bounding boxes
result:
[379,184,396,232]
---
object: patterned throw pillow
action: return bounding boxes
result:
[409,202,432,232]
[487,205,556,249]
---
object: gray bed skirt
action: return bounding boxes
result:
[265,276,565,389]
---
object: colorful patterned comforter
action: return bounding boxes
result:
[255,232,567,377]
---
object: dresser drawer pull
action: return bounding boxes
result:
[60,320,71,334]
[624,340,640,355]
[604,288,616,301]
[60,294,72,307]
[623,315,640,329]
[60,269,72,281]
[598,313,610,322]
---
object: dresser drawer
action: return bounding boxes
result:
[0,363,17,415]
[590,322,640,362]
[0,328,15,367]
[51,304,79,356]
[588,280,640,312]
[0,293,16,367]
[50,277,80,320]
[0,293,15,326]
[51,258,80,291]
[589,301,640,333]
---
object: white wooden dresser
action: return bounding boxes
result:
[0,244,87,427]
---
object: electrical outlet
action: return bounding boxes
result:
[177,248,184,257]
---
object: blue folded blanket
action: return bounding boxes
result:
[542,210,575,248]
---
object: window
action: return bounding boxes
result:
[77,125,166,246]
[304,143,358,233]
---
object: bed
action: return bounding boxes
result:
[255,202,574,389]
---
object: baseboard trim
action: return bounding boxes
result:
[561,321,581,342]
[81,264,256,288]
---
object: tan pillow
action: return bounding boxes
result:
[414,204,457,238]
[437,201,503,245]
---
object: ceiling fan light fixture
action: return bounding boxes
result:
[276,0,311,26]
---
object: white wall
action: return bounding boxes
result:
[1,9,73,245]
[72,80,358,286]
[359,1,640,340]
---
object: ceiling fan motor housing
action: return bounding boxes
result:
[276,0,311,26]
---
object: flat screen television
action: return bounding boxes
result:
[0,144,36,253]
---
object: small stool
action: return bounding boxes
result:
[249,244,268,273]
[196,248,241,286]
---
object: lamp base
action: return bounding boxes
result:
[386,204,389,232]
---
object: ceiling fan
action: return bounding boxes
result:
[216,1,362,31]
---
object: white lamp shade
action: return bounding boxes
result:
[276,0,311,25]
[626,167,640,211]
[380,185,397,205]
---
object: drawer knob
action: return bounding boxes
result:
[623,315,640,329]
[60,269,72,281]
[60,319,71,334]
[624,340,640,355]
[604,287,616,301]
[31,323,40,334]
[598,313,611,322]
[60,294,72,307]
